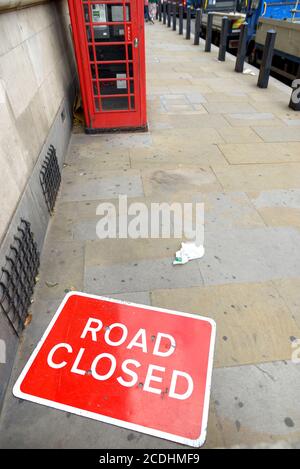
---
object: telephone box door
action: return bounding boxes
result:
[68,0,147,132]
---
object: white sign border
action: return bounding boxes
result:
[13,291,216,448]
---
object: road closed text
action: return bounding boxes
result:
[46,317,194,400]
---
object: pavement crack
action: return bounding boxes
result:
[255,365,276,382]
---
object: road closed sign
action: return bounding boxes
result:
[13,292,216,447]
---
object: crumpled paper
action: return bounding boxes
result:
[173,242,205,265]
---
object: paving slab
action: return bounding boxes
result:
[272,278,300,329]
[66,144,130,166]
[249,189,300,228]
[217,127,263,144]
[151,282,300,367]
[130,145,228,170]
[104,291,151,305]
[34,240,85,300]
[213,163,300,192]
[60,169,144,202]
[85,238,181,266]
[166,113,231,130]
[195,191,265,230]
[71,132,153,149]
[84,257,203,295]
[212,361,300,447]
[224,112,284,127]
[199,227,300,286]
[203,92,249,103]
[218,142,300,165]
[203,102,258,114]
[142,167,222,197]
[252,127,300,143]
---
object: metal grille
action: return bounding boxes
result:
[40,145,61,214]
[0,219,40,336]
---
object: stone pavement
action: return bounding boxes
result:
[1,21,300,449]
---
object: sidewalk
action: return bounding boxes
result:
[1,21,300,449]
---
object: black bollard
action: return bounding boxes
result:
[289,78,300,111]
[158,0,162,21]
[218,16,230,61]
[163,0,167,24]
[179,3,184,35]
[172,2,177,31]
[205,12,213,52]
[257,30,277,88]
[235,22,248,73]
[194,9,202,46]
[167,1,171,27]
[186,6,191,40]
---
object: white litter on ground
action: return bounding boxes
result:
[243,68,256,76]
[173,242,205,265]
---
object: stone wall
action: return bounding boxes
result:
[0,0,76,244]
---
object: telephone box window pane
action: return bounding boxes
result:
[130,96,135,110]
[101,97,129,111]
[90,4,107,22]
[95,45,126,61]
[98,79,133,96]
[129,63,133,78]
[94,97,100,112]
[98,62,133,79]
[110,5,130,22]
[83,4,89,22]
[89,45,94,61]
[128,45,133,60]
[100,79,128,95]
[90,4,130,23]
[93,25,110,41]
[86,26,92,42]
[93,24,125,42]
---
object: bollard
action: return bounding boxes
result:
[205,12,213,52]
[179,3,184,35]
[158,0,162,21]
[218,16,230,61]
[235,22,248,73]
[172,2,177,31]
[257,30,277,88]
[186,6,191,40]
[163,0,167,24]
[194,9,202,46]
[289,78,300,111]
[167,1,171,27]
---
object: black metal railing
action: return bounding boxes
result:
[40,145,61,215]
[0,219,40,336]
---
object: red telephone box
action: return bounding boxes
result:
[68,0,147,132]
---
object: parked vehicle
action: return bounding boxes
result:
[201,1,248,50]
[250,16,300,83]
[201,0,300,58]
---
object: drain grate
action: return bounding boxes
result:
[40,145,61,214]
[0,219,40,336]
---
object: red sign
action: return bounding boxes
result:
[13,292,216,447]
